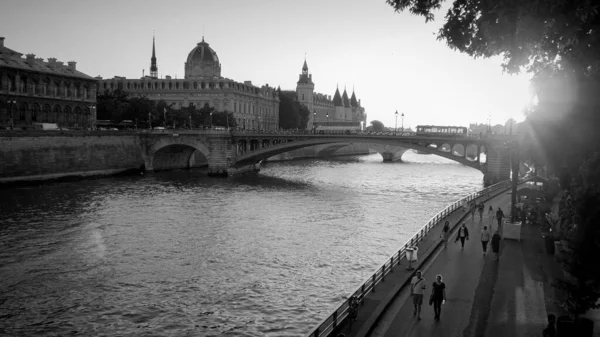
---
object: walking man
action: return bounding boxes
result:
[496,207,505,228]
[455,223,469,249]
[481,225,491,256]
[491,230,502,261]
[411,270,427,320]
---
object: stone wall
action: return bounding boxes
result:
[0,131,144,184]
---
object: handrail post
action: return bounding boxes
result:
[333,311,338,331]
[372,274,376,293]
[382,265,385,282]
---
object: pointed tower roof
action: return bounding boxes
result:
[333,86,343,106]
[302,59,308,72]
[350,88,358,107]
[342,87,350,107]
[150,34,158,79]
[297,57,313,85]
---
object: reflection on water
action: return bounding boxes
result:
[0,152,482,336]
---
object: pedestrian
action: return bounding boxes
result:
[455,223,469,249]
[491,229,501,260]
[481,225,491,256]
[542,314,556,337]
[410,270,427,320]
[487,205,494,227]
[478,202,484,221]
[429,274,446,321]
[496,207,505,228]
[441,220,450,247]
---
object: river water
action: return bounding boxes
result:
[0,152,483,336]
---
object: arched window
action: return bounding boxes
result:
[53,105,62,123]
[74,106,82,126]
[43,104,51,122]
[19,102,27,121]
[64,106,72,125]
[31,103,40,122]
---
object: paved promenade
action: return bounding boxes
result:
[341,186,576,337]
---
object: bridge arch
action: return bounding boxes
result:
[231,136,484,172]
[148,138,211,171]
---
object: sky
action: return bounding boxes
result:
[0,0,534,129]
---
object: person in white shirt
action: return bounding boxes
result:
[481,225,491,256]
[410,270,427,320]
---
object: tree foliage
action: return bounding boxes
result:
[96,90,236,129]
[386,0,600,316]
[368,120,386,132]
[278,89,307,129]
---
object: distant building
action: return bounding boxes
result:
[0,37,98,129]
[296,59,367,130]
[96,37,280,131]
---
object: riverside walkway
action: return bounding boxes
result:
[339,185,557,337]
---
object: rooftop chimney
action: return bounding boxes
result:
[0,37,4,47]
[26,54,36,63]
[56,61,64,67]
[67,61,76,71]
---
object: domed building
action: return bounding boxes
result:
[97,36,279,131]
[184,38,221,79]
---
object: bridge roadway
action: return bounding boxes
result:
[338,184,553,337]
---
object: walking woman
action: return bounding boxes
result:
[487,205,494,227]
[441,220,450,247]
[481,225,491,256]
[430,274,446,321]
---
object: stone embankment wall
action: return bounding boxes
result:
[0,131,144,184]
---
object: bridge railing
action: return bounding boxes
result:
[306,178,529,337]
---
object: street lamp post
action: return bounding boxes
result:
[163,108,167,127]
[148,109,152,130]
[395,110,398,135]
[401,112,405,133]
[258,116,261,131]
[210,111,213,129]
[313,111,316,134]
[326,113,329,127]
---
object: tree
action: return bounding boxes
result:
[96,88,130,123]
[367,120,386,132]
[386,0,600,317]
[278,90,301,129]
[297,104,310,130]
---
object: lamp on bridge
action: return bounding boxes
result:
[258,116,261,131]
[401,112,405,133]
[326,113,329,127]
[87,104,96,130]
[313,111,316,134]
[395,110,398,136]
[210,111,213,129]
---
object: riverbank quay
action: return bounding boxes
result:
[358,184,599,337]
[307,180,520,337]
[360,186,525,337]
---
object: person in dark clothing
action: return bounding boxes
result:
[491,230,502,261]
[430,274,446,320]
[542,314,556,337]
[455,223,469,249]
[496,207,505,227]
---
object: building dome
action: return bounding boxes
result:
[184,37,221,79]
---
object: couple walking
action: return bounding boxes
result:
[410,270,446,321]
[454,222,502,258]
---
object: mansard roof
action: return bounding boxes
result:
[333,87,343,106]
[0,44,94,80]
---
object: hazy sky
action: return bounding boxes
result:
[1,0,533,128]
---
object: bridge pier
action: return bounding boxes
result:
[381,152,395,162]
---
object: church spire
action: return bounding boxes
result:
[150,33,158,79]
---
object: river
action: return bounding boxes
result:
[0,151,483,336]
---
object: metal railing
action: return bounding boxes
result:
[306,179,519,337]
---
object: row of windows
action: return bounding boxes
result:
[1,74,94,99]
[104,80,274,97]
[1,106,92,126]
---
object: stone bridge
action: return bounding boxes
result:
[139,130,515,185]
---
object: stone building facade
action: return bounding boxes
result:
[97,37,280,131]
[296,60,367,129]
[0,37,98,130]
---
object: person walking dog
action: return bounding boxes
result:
[455,223,469,249]
[481,225,491,256]
[411,270,427,320]
[430,274,446,321]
